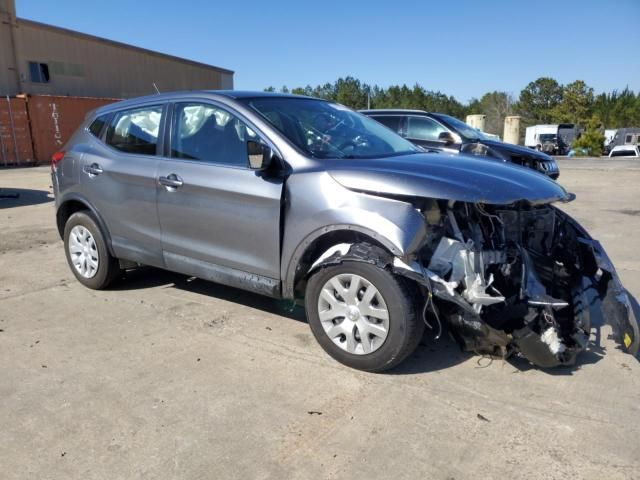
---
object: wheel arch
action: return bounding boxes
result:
[56,194,116,257]
[282,225,400,300]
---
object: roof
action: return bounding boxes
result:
[359,109,429,115]
[90,90,320,115]
[528,124,577,129]
[17,18,234,75]
[611,145,640,151]
[213,90,316,99]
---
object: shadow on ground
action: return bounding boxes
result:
[108,266,637,375]
[392,336,609,375]
[113,266,306,323]
[0,188,53,208]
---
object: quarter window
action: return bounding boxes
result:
[625,134,633,143]
[88,114,110,138]
[171,102,257,166]
[105,105,163,155]
[406,116,448,142]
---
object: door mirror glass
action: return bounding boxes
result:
[438,131,456,145]
[247,140,273,170]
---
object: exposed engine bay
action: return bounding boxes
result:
[312,199,639,368]
[399,199,639,367]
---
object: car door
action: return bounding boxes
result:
[405,115,455,152]
[156,101,283,295]
[80,103,165,266]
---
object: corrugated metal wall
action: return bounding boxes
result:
[0,94,119,166]
[8,20,233,99]
[0,96,33,166]
[27,95,118,162]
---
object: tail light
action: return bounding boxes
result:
[51,151,65,172]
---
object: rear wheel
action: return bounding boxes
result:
[64,211,120,289]
[305,261,423,372]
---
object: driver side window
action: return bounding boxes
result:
[170,102,258,166]
[406,116,448,142]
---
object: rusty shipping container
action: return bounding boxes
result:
[0,96,34,166]
[27,95,120,163]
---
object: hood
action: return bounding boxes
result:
[327,153,572,205]
[481,139,554,161]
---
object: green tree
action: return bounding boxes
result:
[263,77,639,134]
[572,115,605,156]
[552,80,594,125]
[594,88,640,128]
[466,97,482,117]
[476,91,514,136]
[333,77,369,109]
[516,77,563,124]
[311,82,337,101]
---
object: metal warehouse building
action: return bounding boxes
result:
[0,0,234,98]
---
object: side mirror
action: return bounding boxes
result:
[247,140,273,170]
[438,131,456,145]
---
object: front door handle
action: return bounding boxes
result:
[83,163,103,177]
[158,173,183,189]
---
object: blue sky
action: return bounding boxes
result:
[17,0,640,102]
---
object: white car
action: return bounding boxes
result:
[609,145,640,158]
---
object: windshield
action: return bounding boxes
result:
[539,134,556,142]
[432,113,491,142]
[240,97,420,159]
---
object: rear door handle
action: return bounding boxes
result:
[158,173,183,189]
[83,163,103,176]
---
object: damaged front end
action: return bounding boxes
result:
[393,199,639,367]
[312,198,640,369]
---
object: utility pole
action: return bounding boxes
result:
[1,0,22,94]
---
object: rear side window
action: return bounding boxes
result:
[406,116,448,141]
[625,134,633,143]
[105,105,163,155]
[372,116,402,133]
[88,114,109,138]
[170,102,258,166]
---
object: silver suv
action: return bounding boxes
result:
[52,91,639,372]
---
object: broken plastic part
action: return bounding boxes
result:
[519,247,568,309]
[308,243,353,272]
[512,326,571,368]
[540,326,566,355]
[447,312,509,354]
[427,237,505,313]
[304,207,640,370]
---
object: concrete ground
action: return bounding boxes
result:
[1,162,639,480]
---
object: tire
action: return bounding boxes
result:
[63,210,120,289]
[305,261,424,372]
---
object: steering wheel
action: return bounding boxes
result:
[335,139,359,151]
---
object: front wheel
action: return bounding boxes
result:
[305,261,423,372]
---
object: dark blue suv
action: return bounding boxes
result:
[361,109,559,179]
